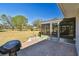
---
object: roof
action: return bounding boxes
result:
[41,18,63,24]
[58,3,79,18]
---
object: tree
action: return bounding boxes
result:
[12,15,28,31]
[1,14,14,29]
[32,19,42,29]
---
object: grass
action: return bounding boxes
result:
[0,30,39,46]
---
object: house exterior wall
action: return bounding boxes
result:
[58,3,79,55]
[76,16,79,55]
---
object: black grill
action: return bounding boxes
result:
[0,40,21,56]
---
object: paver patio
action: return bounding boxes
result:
[18,39,77,56]
[0,37,77,56]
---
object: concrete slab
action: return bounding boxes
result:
[18,39,77,56]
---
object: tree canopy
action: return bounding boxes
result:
[1,14,14,29]
[32,19,42,29]
[12,15,28,31]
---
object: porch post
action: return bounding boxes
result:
[76,16,79,55]
[76,8,79,55]
[50,22,52,36]
[57,22,60,41]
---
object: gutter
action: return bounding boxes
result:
[57,3,65,17]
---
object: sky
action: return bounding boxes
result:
[0,3,64,24]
